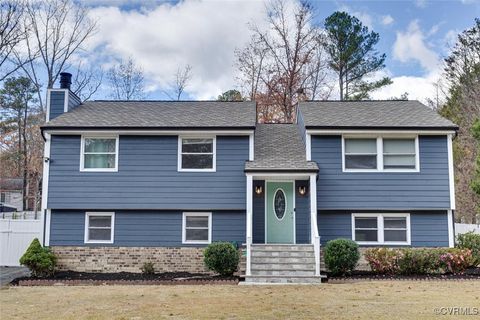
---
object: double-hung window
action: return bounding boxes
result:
[80,136,118,172]
[343,136,418,172]
[182,212,212,244]
[352,213,410,245]
[179,137,216,171]
[383,138,416,170]
[84,212,114,244]
[344,138,377,170]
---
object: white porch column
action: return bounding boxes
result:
[41,133,51,246]
[310,174,320,276]
[246,174,253,276]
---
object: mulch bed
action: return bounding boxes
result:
[12,271,239,286]
[326,267,480,283]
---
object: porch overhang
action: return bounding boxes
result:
[245,171,318,181]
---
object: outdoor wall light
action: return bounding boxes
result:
[298,185,307,196]
[255,185,263,195]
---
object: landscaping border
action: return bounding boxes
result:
[327,276,480,283]
[18,278,239,286]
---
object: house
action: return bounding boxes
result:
[40,73,458,283]
[0,178,23,212]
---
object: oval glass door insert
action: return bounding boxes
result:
[274,189,286,219]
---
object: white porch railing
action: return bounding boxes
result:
[311,212,321,276]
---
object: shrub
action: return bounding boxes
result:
[456,232,480,266]
[439,248,474,274]
[19,238,56,277]
[141,262,155,275]
[397,249,441,275]
[364,248,399,274]
[364,247,474,275]
[204,242,239,276]
[324,239,360,276]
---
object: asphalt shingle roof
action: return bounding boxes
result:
[0,178,23,191]
[299,100,458,130]
[245,124,318,172]
[43,101,257,129]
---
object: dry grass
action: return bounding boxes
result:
[1,281,479,319]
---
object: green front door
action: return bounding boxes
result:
[266,181,295,244]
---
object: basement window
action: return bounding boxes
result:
[182,212,211,244]
[352,213,410,245]
[84,212,115,244]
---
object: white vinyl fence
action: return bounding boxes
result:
[455,223,480,236]
[0,217,42,266]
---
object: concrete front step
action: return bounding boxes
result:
[251,245,314,251]
[251,257,316,264]
[251,251,314,258]
[244,275,324,284]
[251,270,315,276]
[247,244,319,282]
[251,263,315,271]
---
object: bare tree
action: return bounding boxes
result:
[164,64,192,100]
[70,62,103,101]
[107,58,145,100]
[236,0,330,123]
[14,0,97,108]
[0,0,28,81]
[235,34,268,100]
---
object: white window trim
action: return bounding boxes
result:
[352,213,411,245]
[182,212,212,244]
[342,135,419,173]
[80,135,119,172]
[84,212,115,244]
[178,136,216,172]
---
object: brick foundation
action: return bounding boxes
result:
[51,246,210,273]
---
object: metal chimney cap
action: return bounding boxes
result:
[59,72,72,89]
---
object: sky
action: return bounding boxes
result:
[75,0,480,102]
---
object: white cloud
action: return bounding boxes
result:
[415,0,427,8]
[443,29,459,49]
[381,15,394,26]
[393,20,440,73]
[86,1,268,99]
[371,74,441,103]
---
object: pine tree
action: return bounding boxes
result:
[324,11,392,100]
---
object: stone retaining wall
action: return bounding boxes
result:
[51,246,210,273]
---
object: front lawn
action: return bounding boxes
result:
[1,281,479,319]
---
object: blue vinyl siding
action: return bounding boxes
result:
[296,110,307,147]
[67,91,81,111]
[48,90,81,121]
[48,135,249,210]
[312,135,450,210]
[50,210,245,246]
[48,91,65,120]
[295,181,310,244]
[317,210,449,247]
[252,181,265,243]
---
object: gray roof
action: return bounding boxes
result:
[43,101,256,130]
[299,100,458,130]
[245,124,318,172]
[0,178,22,191]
